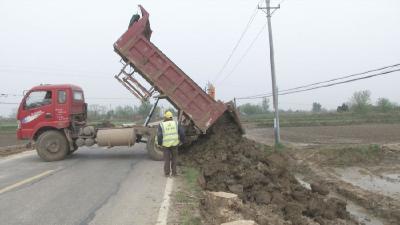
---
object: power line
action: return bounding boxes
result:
[0,68,111,79]
[279,68,400,96]
[0,93,23,97]
[245,63,400,99]
[237,68,400,100]
[213,6,259,83]
[0,65,111,76]
[217,23,267,84]
[0,102,19,105]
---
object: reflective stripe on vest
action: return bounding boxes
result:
[160,120,179,147]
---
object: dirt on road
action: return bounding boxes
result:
[182,114,359,225]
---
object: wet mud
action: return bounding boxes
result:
[181,114,358,225]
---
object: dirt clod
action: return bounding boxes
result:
[310,182,330,196]
[181,113,358,225]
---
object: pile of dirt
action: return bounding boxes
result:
[181,114,358,225]
[0,144,30,157]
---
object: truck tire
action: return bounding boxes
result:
[146,136,163,161]
[36,130,69,161]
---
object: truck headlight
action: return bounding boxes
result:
[17,120,21,129]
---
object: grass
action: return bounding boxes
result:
[174,167,202,225]
[319,144,383,166]
[0,120,18,133]
[274,142,286,152]
[182,167,201,189]
[255,142,275,155]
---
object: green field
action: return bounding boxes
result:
[241,111,400,127]
[0,120,17,133]
[3,111,400,133]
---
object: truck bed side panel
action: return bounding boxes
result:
[114,6,227,132]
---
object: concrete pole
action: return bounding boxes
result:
[265,0,281,144]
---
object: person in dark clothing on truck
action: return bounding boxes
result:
[157,111,185,177]
[128,14,140,28]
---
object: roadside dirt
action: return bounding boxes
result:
[0,145,30,157]
[0,131,28,147]
[181,114,359,225]
[0,132,30,157]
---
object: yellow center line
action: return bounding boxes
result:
[0,169,55,195]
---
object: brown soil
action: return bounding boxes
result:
[0,132,30,157]
[0,132,28,147]
[181,114,358,225]
[0,144,30,157]
[245,124,400,145]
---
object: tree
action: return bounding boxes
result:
[135,100,156,118]
[350,90,371,113]
[115,105,134,120]
[88,104,107,121]
[337,103,349,113]
[261,97,270,113]
[312,102,322,113]
[376,98,396,112]
[238,103,263,115]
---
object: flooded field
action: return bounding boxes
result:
[334,167,400,201]
[247,124,400,225]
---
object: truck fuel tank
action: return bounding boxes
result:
[96,128,136,147]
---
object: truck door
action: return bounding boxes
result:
[18,90,55,138]
[54,89,69,122]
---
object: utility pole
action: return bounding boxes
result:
[259,0,281,145]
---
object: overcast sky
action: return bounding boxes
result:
[0,0,399,117]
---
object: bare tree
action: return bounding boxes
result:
[350,90,371,113]
[312,102,322,113]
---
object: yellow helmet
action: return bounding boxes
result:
[164,111,173,119]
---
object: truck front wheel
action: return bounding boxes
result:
[36,130,69,161]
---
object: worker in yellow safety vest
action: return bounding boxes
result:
[157,111,185,177]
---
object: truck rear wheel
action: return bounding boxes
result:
[146,136,163,161]
[36,130,69,161]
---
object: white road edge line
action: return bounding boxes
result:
[0,169,54,195]
[155,177,174,225]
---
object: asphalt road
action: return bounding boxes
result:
[0,144,167,225]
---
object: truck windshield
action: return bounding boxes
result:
[25,91,52,109]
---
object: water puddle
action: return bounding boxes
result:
[334,167,400,200]
[294,174,386,225]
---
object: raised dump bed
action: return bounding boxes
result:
[113,5,231,133]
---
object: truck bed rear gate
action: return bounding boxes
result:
[114,62,155,102]
[114,5,241,133]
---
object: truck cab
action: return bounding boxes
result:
[16,83,162,162]
[17,84,87,160]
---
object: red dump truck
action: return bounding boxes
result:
[16,5,242,161]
